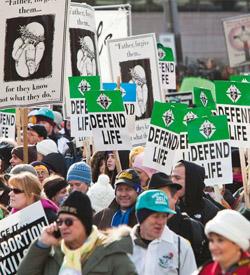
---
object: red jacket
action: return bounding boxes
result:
[198,252,250,275]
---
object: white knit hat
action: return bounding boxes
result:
[87,174,115,212]
[36,139,58,156]
[205,209,250,251]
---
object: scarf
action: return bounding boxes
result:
[111,206,133,227]
[58,226,98,275]
[233,173,243,183]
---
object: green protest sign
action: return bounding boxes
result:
[68,76,100,138]
[157,43,176,90]
[215,81,250,148]
[84,90,131,151]
[187,115,232,185]
[193,87,216,110]
[68,76,101,98]
[144,102,186,174]
[230,75,250,83]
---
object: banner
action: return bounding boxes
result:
[102,82,136,133]
[0,0,70,109]
[157,43,176,90]
[64,3,100,119]
[215,81,250,148]
[0,201,48,275]
[222,14,250,68]
[85,90,131,151]
[69,76,100,138]
[0,109,15,139]
[143,102,186,174]
[187,115,232,185]
[95,8,130,82]
[107,33,163,146]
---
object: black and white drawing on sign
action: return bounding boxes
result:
[4,15,55,82]
[70,28,98,76]
[120,59,153,120]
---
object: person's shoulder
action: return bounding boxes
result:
[197,260,215,274]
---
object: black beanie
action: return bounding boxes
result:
[43,179,68,199]
[58,190,93,235]
[136,208,156,224]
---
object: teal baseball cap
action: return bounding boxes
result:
[135,190,176,214]
[35,108,54,120]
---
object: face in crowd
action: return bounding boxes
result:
[115,183,138,211]
[106,153,116,172]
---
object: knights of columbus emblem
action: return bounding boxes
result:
[226,85,241,103]
[199,120,216,139]
[163,109,174,127]
[78,80,91,96]
[97,93,112,110]
[200,91,208,107]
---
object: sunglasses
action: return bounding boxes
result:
[56,218,76,227]
[10,188,25,194]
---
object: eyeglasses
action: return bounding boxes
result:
[10,188,25,194]
[56,218,76,227]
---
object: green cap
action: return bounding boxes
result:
[35,108,54,120]
[135,190,176,214]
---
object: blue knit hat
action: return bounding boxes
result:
[67,162,91,184]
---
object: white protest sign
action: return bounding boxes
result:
[63,3,100,119]
[159,33,177,62]
[187,115,232,186]
[0,109,16,139]
[85,90,131,151]
[95,7,130,82]
[222,14,250,68]
[0,0,70,109]
[107,33,163,146]
[0,201,48,274]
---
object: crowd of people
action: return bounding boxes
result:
[0,106,249,274]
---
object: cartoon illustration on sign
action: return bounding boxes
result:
[233,26,250,62]
[12,22,45,78]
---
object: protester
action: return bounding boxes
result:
[67,161,91,193]
[105,151,116,183]
[27,124,47,145]
[0,176,10,207]
[53,111,63,133]
[43,175,69,206]
[91,151,106,183]
[87,174,114,213]
[148,172,207,266]
[129,146,145,168]
[30,161,50,184]
[42,152,67,178]
[17,191,137,275]
[129,190,197,274]
[8,172,58,223]
[57,119,73,155]
[35,108,61,145]
[93,169,141,230]
[131,151,156,190]
[0,140,15,174]
[36,139,58,161]
[197,209,250,274]
[171,160,220,225]
[10,145,37,167]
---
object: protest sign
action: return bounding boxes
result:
[0,201,48,275]
[95,6,131,82]
[0,0,70,109]
[102,82,136,133]
[64,3,100,118]
[187,115,232,186]
[173,106,213,163]
[193,87,216,110]
[0,109,15,139]
[222,14,250,68]
[215,81,250,148]
[85,90,131,151]
[143,102,186,174]
[68,76,100,138]
[230,75,250,82]
[107,33,163,146]
[159,33,177,62]
[158,43,176,90]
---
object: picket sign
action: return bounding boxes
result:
[239,148,250,208]
[113,76,122,174]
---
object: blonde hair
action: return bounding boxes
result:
[9,172,42,205]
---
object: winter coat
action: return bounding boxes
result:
[197,252,250,274]
[129,224,197,275]
[167,206,209,267]
[93,198,138,230]
[178,160,220,226]
[17,226,137,275]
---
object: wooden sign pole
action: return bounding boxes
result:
[16,108,22,146]
[21,108,28,164]
[239,148,250,208]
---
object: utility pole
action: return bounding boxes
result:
[162,0,183,63]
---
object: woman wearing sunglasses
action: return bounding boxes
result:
[9,172,58,223]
